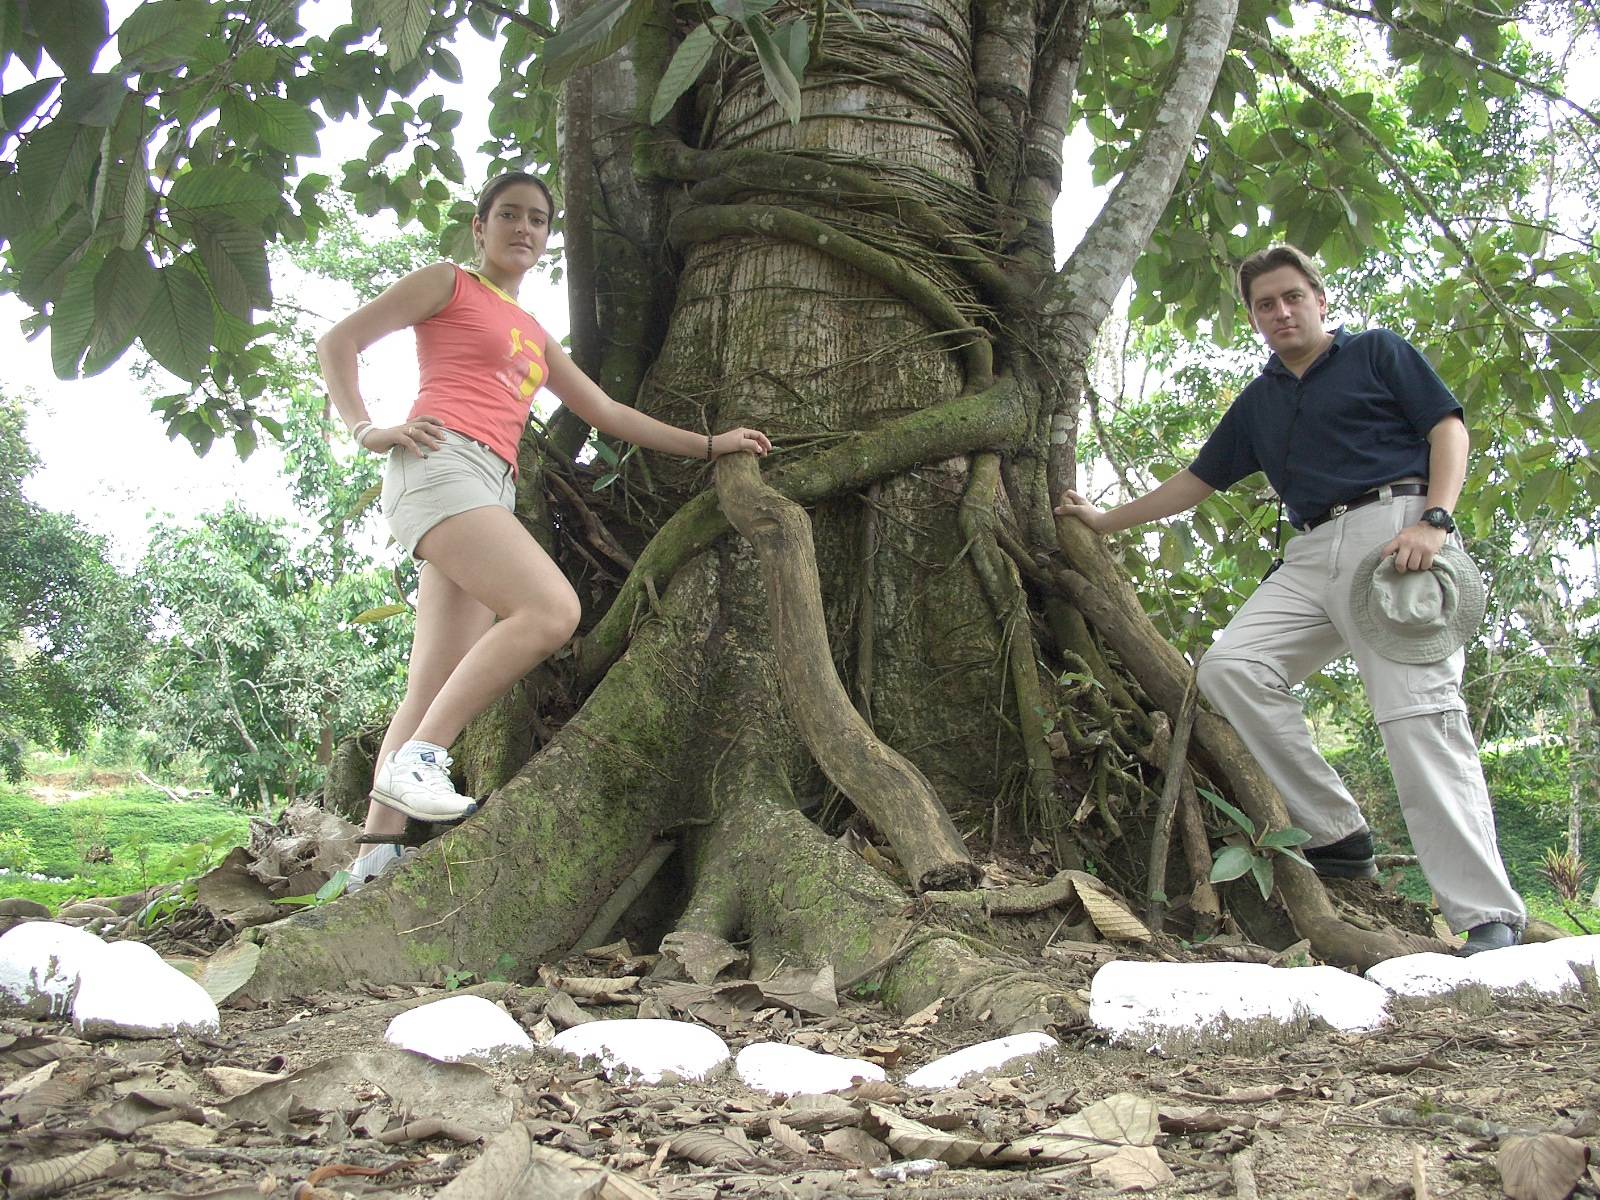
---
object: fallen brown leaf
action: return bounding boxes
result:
[1500,1134,1589,1200]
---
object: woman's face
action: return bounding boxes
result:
[473,182,552,274]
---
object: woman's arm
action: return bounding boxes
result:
[543,339,771,459]
[316,263,458,457]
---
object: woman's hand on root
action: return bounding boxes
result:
[711,427,772,458]
[363,416,448,457]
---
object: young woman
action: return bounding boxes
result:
[318,172,771,887]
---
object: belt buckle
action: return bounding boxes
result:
[1329,502,1348,517]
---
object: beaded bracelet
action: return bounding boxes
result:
[706,432,714,461]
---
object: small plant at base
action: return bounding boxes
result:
[0,828,40,875]
[444,969,476,990]
[276,872,350,909]
[1539,847,1593,934]
[1197,786,1313,901]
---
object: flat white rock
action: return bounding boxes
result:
[1091,960,1389,1045]
[904,1032,1058,1088]
[385,994,533,1061]
[72,939,220,1039]
[735,1042,886,1095]
[550,1018,729,1083]
[0,921,107,1016]
[1367,937,1599,999]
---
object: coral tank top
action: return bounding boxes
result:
[408,265,548,474]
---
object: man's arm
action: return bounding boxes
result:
[1381,414,1467,573]
[1054,468,1216,534]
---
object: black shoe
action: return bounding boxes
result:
[1304,829,1378,879]
[1459,921,1520,957]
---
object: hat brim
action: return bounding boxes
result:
[1349,542,1486,664]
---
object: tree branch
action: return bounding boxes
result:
[1049,0,1241,350]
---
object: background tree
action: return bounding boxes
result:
[0,394,147,779]
[1,0,1595,1011]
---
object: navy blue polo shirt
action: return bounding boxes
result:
[1189,326,1462,527]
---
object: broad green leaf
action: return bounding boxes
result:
[1209,844,1256,883]
[1462,93,1489,135]
[50,247,106,380]
[18,117,99,225]
[167,165,281,230]
[251,94,322,156]
[1249,854,1274,900]
[15,210,93,307]
[748,15,802,125]
[83,248,159,376]
[542,0,654,85]
[779,16,810,80]
[712,0,779,19]
[354,0,433,66]
[0,77,59,139]
[1195,785,1255,839]
[352,602,409,624]
[139,263,215,383]
[194,218,271,317]
[29,0,110,77]
[58,74,126,127]
[1259,827,1311,849]
[650,19,725,125]
[117,0,215,70]
[119,132,148,248]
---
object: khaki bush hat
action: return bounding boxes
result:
[1350,543,1486,664]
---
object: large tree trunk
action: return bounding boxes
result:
[243,0,1439,1005]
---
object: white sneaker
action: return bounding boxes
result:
[372,743,477,823]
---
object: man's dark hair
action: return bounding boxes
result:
[1238,244,1326,307]
[474,172,555,222]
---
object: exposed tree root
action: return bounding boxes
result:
[715,452,978,893]
[576,379,1027,689]
[1051,521,1446,968]
[238,563,724,1001]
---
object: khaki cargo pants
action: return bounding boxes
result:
[1196,490,1525,934]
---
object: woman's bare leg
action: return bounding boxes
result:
[407,504,580,748]
[362,563,496,839]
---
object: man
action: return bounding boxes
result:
[1056,244,1525,956]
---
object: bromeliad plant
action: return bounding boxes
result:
[1199,786,1313,901]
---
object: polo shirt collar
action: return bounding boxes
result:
[1263,325,1350,379]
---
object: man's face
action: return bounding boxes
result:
[1246,265,1328,359]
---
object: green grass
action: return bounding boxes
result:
[0,772,250,910]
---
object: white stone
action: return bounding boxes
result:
[72,939,220,1038]
[550,1018,729,1083]
[1366,939,1592,1000]
[385,994,534,1061]
[734,1042,886,1095]
[903,1032,1058,1089]
[1090,960,1390,1045]
[0,921,107,1017]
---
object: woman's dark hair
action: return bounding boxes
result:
[475,172,555,222]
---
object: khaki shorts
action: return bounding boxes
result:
[381,429,514,559]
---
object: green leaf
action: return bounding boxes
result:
[195,218,271,317]
[18,117,100,225]
[747,15,802,125]
[58,74,126,127]
[779,16,810,80]
[1210,844,1256,883]
[1259,827,1311,850]
[119,133,148,248]
[258,95,323,155]
[83,247,159,375]
[29,0,110,77]
[1249,853,1274,900]
[139,263,214,383]
[542,0,653,85]
[1462,93,1489,135]
[50,247,106,380]
[649,19,724,125]
[352,602,410,624]
[1,77,60,138]
[354,0,433,66]
[1195,785,1255,839]
[117,0,214,70]
[166,165,281,230]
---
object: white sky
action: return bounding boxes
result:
[3,4,1097,564]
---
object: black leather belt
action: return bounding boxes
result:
[1302,483,1428,531]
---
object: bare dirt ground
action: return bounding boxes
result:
[3,956,1597,1200]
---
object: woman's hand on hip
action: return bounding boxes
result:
[364,416,448,457]
[711,427,772,458]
